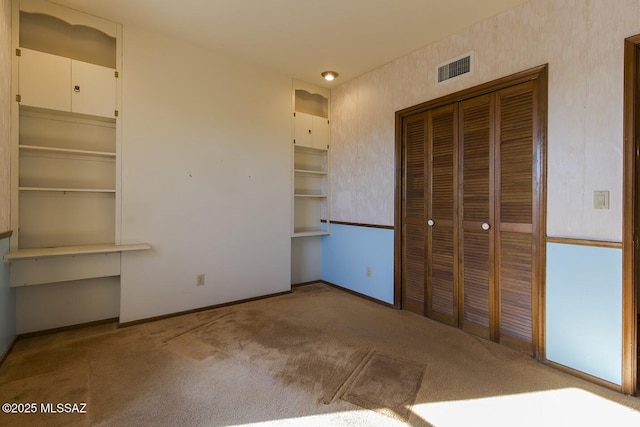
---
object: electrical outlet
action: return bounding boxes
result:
[197,273,205,286]
[366,266,372,278]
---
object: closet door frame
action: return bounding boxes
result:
[394,64,548,359]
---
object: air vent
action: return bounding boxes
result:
[437,52,473,83]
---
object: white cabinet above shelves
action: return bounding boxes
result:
[294,112,330,150]
[18,48,117,119]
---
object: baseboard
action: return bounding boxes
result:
[291,280,322,288]
[118,290,292,328]
[17,317,119,340]
[319,280,394,309]
[544,359,622,393]
[0,336,17,367]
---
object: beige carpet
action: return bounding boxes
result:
[0,283,639,426]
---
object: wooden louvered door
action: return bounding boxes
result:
[459,94,494,339]
[426,105,457,325]
[495,82,537,353]
[398,67,545,357]
[401,113,427,315]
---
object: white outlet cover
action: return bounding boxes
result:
[593,191,610,210]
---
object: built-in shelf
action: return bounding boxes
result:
[294,145,328,155]
[293,229,330,237]
[294,169,327,176]
[19,144,116,158]
[294,194,327,198]
[19,187,116,193]
[4,243,151,262]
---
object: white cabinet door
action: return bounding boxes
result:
[295,112,329,149]
[19,48,71,111]
[18,49,116,118]
[71,60,116,118]
[312,115,329,150]
[294,112,314,148]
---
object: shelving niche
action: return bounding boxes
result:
[6,0,149,287]
[292,80,330,237]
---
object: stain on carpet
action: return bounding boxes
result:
[340,351,425,422]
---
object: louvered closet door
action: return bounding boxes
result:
[402,113,427,315]
[459,94,494,338]
[426,105,457,325]
[496,82,536,352]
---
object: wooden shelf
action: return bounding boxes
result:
[4,243,151,262]
[20,144,116,158]
[19,187,116,193]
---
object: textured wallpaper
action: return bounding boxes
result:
[0,0,10,233]
[330,0,640,241]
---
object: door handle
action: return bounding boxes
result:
[482,222,491,231]
[427,219,434,226]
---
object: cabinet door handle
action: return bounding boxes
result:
[482,222,491,231]
[74,85,80,92]
[427,219,434,226]
[308,129,312,134]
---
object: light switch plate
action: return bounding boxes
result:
[593,191,610,210]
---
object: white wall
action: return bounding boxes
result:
[331,0,640,242]
[118,26,292,322]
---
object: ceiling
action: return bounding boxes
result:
[49,0,528,88]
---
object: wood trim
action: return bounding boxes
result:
[397,65,548,118]
[534,65,548,361]
[544,360,622,393]
[0,336,18,368]
[500,223,533,234]
[327,220,394,230]
[320,280,395,309]
[291,280,323,287]
[500,334,534,355]
[492,90,501,343]
[622,34,640,395]
[0,231,12,240]
[119,290,292,328]
[394,103,404,310]
[546,236,623,249]
[16,317,119,340]
[462,322,490,340]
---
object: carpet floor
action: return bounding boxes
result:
[1,282,640,426]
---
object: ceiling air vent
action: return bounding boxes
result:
[437,52,473,84]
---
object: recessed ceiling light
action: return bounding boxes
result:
[321,71,339,81]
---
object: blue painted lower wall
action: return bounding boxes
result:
[321,223,394,304]
[322,229,625,385]
[0,236,15,359]
[546,242,622,385]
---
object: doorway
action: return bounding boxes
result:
[394,65,547,357]
[623,34,640,395]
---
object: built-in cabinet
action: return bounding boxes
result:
[292,80,330,237]
[18,48,117,118]
[5,0,149,287]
